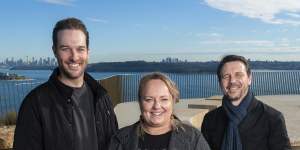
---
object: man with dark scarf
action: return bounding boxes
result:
[201,55,291,150]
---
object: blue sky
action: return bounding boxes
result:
[1,0,300,63]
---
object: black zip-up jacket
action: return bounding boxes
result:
[201,97,291,150]
[109,121,211,150]
[13,68,118,150]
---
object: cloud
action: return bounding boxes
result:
[286,12,300,18]
[200,39,274,46]
[86,17,109,23]
[278,38,290,47]
[210,32,223,37]
[38,0,75,6]
[195,32,223,37]
[204,0,300,25]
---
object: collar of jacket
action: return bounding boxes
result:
[221,96,262,132]
[239,96,262,132]
[114,121,190,150]
[48,68,107,105]
[246,95,259,113]
[222,90,257,114]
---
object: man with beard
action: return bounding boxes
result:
[201,55,291,150]
[13,18,118,150]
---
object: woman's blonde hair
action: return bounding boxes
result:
[138,72,179,103]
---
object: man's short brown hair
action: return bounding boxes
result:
[217,55,251,82]
[52,17,89,49]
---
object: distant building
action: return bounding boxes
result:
[161,57,184,63]
[1,56,57,67]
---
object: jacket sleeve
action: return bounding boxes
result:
[101,93,119,149]
[13,92,43,150]
[268,112,291,150]
[201,114,210,144]
[194,132,211,150]
[104,93,119,132]
[108,135,123,150]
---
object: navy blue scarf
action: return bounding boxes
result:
[221,90,253,150]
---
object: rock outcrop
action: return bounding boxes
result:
[0,125,15,149]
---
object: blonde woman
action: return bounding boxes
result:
[109,72,210,150]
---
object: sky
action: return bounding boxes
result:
[0,0,300,63]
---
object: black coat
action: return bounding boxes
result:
[201,97,291,150]
[109,121,211,150]
[13,69,118,150]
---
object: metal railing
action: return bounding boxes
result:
[1,71,300,117]
[0,80,41,118]
[119,71,300,102]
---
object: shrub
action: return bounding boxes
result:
[0,117,4,126]
[0,111,17,126]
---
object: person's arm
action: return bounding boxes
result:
[101,93,119,149]
[108,135,122,150]
[194,132,211,150]
[268,112,291,150]
[104,93,119,132]
[201,114,210,144]
[13,92,43,150]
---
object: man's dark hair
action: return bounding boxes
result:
[217,55,251,81]
[52,17,89,49]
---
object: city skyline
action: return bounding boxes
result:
[0,56,57,66]
[1,0,300,62]
[0,56,193,66]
